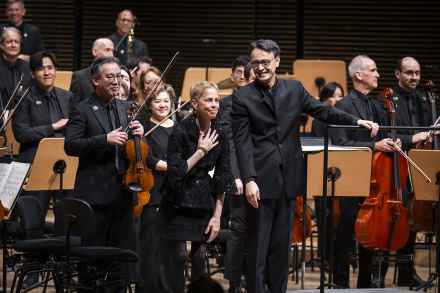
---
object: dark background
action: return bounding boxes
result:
[1,0,439,96]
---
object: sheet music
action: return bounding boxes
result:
[0,162,30,210]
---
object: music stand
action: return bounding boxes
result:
[408,149,440,291]
[306,147,372,288]
[24,138,78,192]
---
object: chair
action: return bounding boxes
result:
[54,71,73,91]
[9,196,66,293]
[292,59,347,133]
[56,198,138,292]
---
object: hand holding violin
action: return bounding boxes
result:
[129,120,144,137]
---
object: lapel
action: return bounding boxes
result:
[349,91,368,120]
[89,95,111,133]
[53,87,70,118]
[30,86,49,120]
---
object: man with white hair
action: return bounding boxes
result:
[69,37,114,103]
[0,26,31,110]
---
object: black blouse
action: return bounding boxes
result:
[164,115,233,213]
[145,119,173,205]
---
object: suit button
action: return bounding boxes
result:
[278,144,283,149]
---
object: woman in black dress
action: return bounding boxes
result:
[161,81,232,293]
[136,84,176,293]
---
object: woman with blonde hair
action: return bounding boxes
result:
[160,81,232,293]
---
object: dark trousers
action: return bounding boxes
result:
[315,197,358,288]
[161,240,208,293]
[79,204,137,292]
[225,193,247,286]
[135,205,164,293]
[246,197,294,293]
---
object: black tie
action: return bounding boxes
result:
[107,103,124,174]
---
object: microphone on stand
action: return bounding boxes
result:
[202,38,216,80]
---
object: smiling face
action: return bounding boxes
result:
[0,30,21,60]
[92,62,121,103]
[192,87,219,122]
[33,56,56,91]
[150,90,172,121]
[250,48,280,87]
[6,2,25,26]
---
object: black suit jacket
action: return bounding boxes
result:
[331,90,388,148]
[64,95,130,206]
[12,86,72,163]
[69,66,94,104]
[231,79,358,199]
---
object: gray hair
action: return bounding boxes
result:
[0,27,22,44]
[348,55,371,78]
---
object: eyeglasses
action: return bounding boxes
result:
[250,59,273,68]
[104,74,122,81]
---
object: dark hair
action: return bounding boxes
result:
[120,64,131,82]
[29,50,58,72]
[90,56,121,79]
[319,82,344,102]
[250,39,280,58]
[127,55,153,72]
[232,55,250,72]
[244,62,253,81]
[187,276,224,293]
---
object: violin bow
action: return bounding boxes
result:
[124,51,180,132]
[143,99,191,137]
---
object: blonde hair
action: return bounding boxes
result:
[190,81,218,101]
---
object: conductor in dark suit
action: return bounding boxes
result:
[231,40,379,293]
[64,56,143,250]
[12,50,72,215]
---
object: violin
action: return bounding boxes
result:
[291,195,313,244]
[355,88,410,251]
[124,103,154,218]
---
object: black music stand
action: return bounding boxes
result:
[408,149,440,291]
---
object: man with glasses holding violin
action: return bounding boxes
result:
[231,39,379,293]
[65,56,144,253]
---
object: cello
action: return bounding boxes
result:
[355,88,410,251]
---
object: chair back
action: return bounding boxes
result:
[15,196,45,239]
[55,198,96,245]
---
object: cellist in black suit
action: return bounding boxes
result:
[231,40,379,293]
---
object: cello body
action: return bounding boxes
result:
[355,152,409,251]
[355,88,410,251]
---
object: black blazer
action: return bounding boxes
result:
[331,90,388,149]
[69,66,94,104]
[64,95,130,206]
[231,79,358,200]
[12,85,72,163]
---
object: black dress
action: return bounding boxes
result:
[135,120,173,293]
[162,114,233,241]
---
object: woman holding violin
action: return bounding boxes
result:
[161,81,233,293]
[135,83,175,293]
